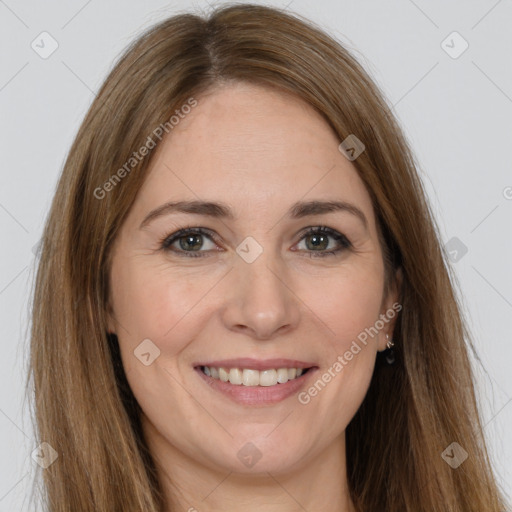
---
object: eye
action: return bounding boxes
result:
[160,227,219,258]
[294,226,352,258]
[159,226,352,258]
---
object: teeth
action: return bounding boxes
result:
[260,369,277,386]
[219,367,229,382]
[229,368,243,385]
[243,369,259,386]
[277,368,289,383]
[201,366,309,386]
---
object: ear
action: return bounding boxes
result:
[378,266,403,352]
[106,300,117,335]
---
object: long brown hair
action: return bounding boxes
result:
[28,3,510,511]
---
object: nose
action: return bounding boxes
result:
[220,249,301,340]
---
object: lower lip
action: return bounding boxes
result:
[195,367,317,406]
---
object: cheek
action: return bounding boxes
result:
[295,263,383,419]
[108,248,386,471]
[299,260,385,349]
[111,255,219,343]
[110,260,202,437]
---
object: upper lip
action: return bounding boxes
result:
[193,358,317,371]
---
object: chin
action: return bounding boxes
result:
[204,432,311,475]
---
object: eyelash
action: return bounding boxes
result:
[159,226,352,259]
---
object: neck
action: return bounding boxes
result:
[142,416,357,512]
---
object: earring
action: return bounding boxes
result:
[385,333,396,365]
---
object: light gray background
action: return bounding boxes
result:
[1,0,511,509]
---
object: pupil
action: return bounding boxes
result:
[307,234,327,250]
[177,233,330,252]
[180,234,202,251]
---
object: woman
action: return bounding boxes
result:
[28,3,510,511]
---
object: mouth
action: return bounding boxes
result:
[193,358,318,406]
[198,365,313,386]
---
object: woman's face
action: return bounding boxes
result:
[107,81,399,476]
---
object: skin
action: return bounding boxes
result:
[107,81,400,512]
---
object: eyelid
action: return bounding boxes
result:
[293,225,352,254]
[159,225,352,257]
[160,226,221,251]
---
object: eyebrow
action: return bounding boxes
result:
[139,199,368,230]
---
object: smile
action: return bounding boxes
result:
[193,358,318,406]
[200,366,309,386]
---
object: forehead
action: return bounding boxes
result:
[131,82,375,227]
